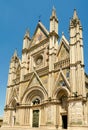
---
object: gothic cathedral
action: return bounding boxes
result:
[2,8,88,130]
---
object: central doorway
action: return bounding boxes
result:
[32,110,39,127]
[62,115,67,129]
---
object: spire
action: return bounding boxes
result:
[50,7,58,34]
[70,9,81,27]
[50,6,58,21]
[11,49,18,61]
[13,49,17,58]
[23,28,31,50]
[52,6,56,17]
[73,9,79,20]
[24,29,30,39]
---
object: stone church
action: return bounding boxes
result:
[2,8,88,130]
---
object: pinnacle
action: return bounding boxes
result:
[73,9,79,19]
[50,6,58,22]
[24,28,30,39]
[70,9,81,27]
[52,5,56,12]
[13,49,17,58]
[52,6,56,17]
[11,49,18,61]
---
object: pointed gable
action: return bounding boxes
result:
[21,70,48,102]
[25,69,48,94]
[57,35,69,60]
[55,70,70,89]
[31,22,49,45]
[28,73,41,87]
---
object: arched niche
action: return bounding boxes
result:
[23,88,45,105]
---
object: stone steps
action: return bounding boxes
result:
[1,127,88,130]
[0,128,61,130]
[0,127,63,130]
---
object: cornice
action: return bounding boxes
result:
[68,96,87,102]
[70,40,80,46]
[49,31,59,39]
[7,78,20,88]
[50,16,58,23]
[70,32,80,39]
[70,61,84,67]
[80,44,83,47]
[9,71,16,75]
[4,99,61,110]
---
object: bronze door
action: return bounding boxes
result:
[32,110,39,127]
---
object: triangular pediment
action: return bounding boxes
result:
[28,73,41,87]
[31,22,49,45]
[57,35,69,60]
[55,70,70,89]
[21,70,48,102]
[26,69,47,93]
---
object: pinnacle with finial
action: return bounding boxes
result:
[24,28,30,38]
[13,49,17,57]
[52,6,56,17]
[50,6,58,22]
[73,9,79,19]
[53,6,56,11]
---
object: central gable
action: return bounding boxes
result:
[31,22,49,45]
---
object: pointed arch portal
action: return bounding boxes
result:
[55,88,69,129]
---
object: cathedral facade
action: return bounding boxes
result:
[3,8,88,130]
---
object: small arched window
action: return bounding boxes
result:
[32,98,40,105]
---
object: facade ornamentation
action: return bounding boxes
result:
[2,8,88,130]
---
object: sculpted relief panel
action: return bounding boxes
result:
[32,28,46,44]
[69,101,83,125]
[58,44,69,60]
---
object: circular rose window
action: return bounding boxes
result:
[36,55,43,65]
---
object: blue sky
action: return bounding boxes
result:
[0,0,88,117]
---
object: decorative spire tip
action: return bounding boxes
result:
[24,28,30,38]
[73,9,78,19]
